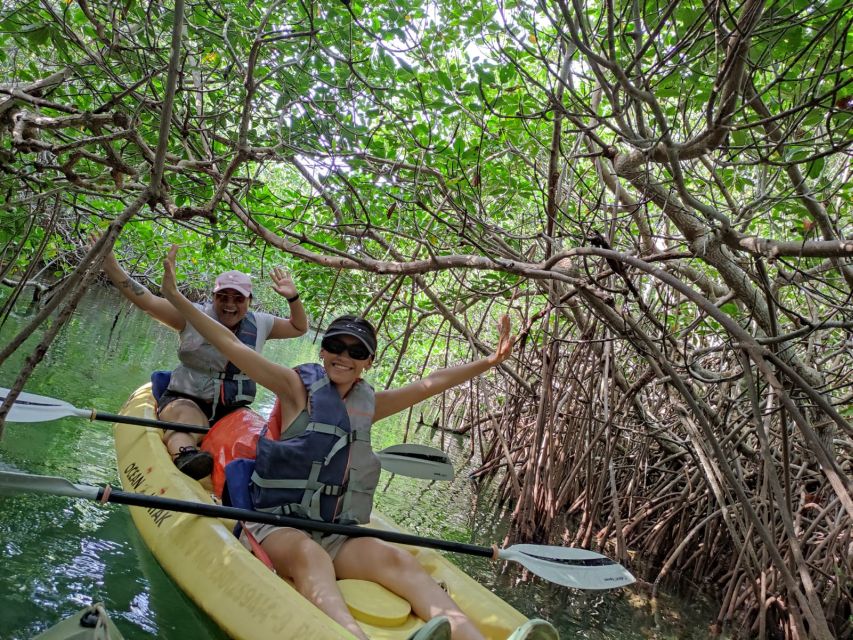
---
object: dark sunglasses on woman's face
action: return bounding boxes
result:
[321,337,371,361]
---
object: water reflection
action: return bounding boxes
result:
[127,590,159,636]
[0,286,717,639]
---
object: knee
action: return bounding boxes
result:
[160,399,206,426]
[380,545,420,574]
[281,537,331,576]
[295,537,328,562]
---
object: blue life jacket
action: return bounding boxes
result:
[249,363,380,525]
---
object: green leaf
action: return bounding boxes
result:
[806,157,825,179]
[23,24,50,46]
[435,70,453,91]
[412,123,430,140]
[730,130,748,147]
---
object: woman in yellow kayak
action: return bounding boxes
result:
[160,246,556,640]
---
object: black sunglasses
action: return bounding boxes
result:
[321,336,372,361]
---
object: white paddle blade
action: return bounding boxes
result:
[0,388,84,423]
[500,544,636,590]
[378,443,455,481]
[0,470,100,500]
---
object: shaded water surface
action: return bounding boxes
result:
[0,287,717,639]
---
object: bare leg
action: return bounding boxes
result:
[261,528,369,640]
[334,538,485,640]
[159,398,206,456]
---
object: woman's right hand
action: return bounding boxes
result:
[87,230,120,269]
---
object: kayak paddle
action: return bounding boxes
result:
[0,470,635,590]
[0,388,455,481]
[2,387,209,433]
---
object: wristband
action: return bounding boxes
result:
[286,293,300,303]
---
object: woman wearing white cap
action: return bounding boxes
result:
[90,233,308,479]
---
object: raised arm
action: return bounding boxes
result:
[160,245,302,399]
[267,266,309,338]
[89,232,186,331]
[374,315,514,422]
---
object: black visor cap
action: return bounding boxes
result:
[323,316,377,356]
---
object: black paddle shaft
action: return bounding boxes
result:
[99,485,495,559]
[93,411,210,434]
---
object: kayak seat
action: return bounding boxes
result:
[338,579,412,627]
[150,370,172,404]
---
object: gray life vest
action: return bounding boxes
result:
[250,363,381,525]
[167,303,263,417]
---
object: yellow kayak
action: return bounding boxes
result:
[114,384,529,639]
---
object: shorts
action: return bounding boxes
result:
[241,521,350,561]
[157,390,248,426]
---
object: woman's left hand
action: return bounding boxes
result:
[487,314,515,366]
[161,244,180,300]
[270,267,299,300]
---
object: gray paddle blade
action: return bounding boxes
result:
[499,544,636,590]
[0,470,99,500]
[0,388,84,423]
[377,443,455,481]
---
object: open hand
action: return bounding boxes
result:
[87,230,119,268]
[161,244,180,300]
[488,314,515,366]
[270,267,298,300]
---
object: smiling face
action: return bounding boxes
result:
[320,334,373,391]
[212,289,250,328]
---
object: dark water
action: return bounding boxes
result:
[0,287,718,639]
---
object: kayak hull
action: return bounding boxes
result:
[114,385,528,639]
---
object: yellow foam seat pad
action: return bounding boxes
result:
[338,579,412,627]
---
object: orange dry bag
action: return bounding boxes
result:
[201,407,266,497]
